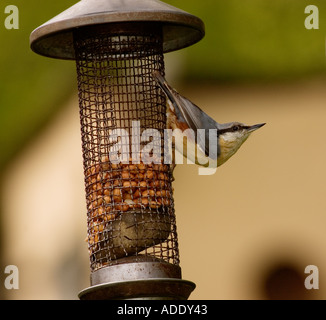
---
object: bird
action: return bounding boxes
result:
[153,71,265,175]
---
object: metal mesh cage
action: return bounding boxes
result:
[74,23,179,272]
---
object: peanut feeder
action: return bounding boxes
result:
[30,0,204,300]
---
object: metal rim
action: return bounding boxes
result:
[90,260,182,286]
[78,278,196,300]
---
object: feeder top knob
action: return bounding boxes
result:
[30,0,205,60]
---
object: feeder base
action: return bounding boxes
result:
[79,259,195,300]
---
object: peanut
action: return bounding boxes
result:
[141,198,149,206]
[102,171,112,180]
[124,199,135,206]
[92,182,102,191]
[139,181,147,190]
[124,193,132,201]
[128,164,138,173]
[138,163,146,171]
[161,198,171,206]
[111,163,119,170]
[150,201,160,209]
[157,172,168,181]
[101,155,109,163]
[133,189,140,199]
[112,188,122,202]
[134,172,144,180]
[150,180,164,188]
[156,190,166,197]
[122,181,137,188]
[86,160,173,219]
[115,203,129,212]
[142,189,155,197]
[144,170,155,180]
[121,170,132,179]
[97,206,104,216]
[104,213,116,221]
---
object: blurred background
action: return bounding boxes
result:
[1,0,326,299]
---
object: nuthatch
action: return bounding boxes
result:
[153,71,265,175]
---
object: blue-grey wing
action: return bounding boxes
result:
[153,71,220,160]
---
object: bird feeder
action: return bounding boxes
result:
[30,0,204,300]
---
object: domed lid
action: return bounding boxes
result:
[30,0,205,59]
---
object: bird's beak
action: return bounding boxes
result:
[247,123,266,132]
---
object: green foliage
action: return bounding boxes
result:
[165,0,326,81]
[0,1,76,169]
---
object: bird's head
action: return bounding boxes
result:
[216,122,265,166]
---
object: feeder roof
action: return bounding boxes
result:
[30,0,205,60]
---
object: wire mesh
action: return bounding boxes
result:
[74,24,179,272]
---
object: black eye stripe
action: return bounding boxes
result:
[217,125,248,135]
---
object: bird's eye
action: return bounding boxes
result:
[232,125,241,131]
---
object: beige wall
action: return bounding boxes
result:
[2,78,326,299]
